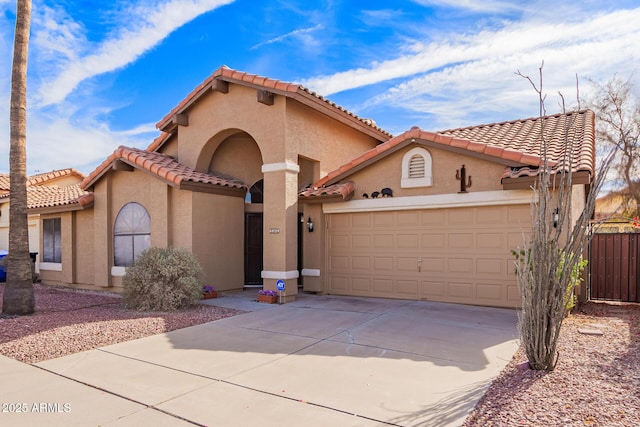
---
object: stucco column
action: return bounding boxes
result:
[93,178,112,287]
[301,203,323,292]
[261,162,299,302]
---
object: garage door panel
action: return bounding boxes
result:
[328,205,526,308]
[448,258,474,273]
[352,278,371,292]
[374,234,394,248]
[448,209,473,225]
[352,235,371,248]
[477,233,505,249]
[477,258,503,274]
[397,257,418,272]
[373,278,393,293]
[449,233,474,249]
[373,212,394,226]
[330,234,350,249]
[420,210,446,226]
[351,256,370,270]
[421,233,446,248]
[397,234,419,248]
[330,276,348,291]
[330,256,349,271]
[373,257,393,271]
[476,283,503,300]
[397,211,419,226]
[477,207,505,224]
[422,257,445,272]
[507,205,531,223]
[421,280,446,297]
[397,280,419,296]
[447,282,474,298]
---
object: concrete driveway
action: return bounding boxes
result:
[3,293,518,426]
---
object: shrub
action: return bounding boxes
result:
[122,247,203,311]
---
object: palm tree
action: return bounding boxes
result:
[3,0,34,315]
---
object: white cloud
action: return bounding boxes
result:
[251,24,324,50]
[36,0,235,106]
[303,8,640,97]
[303,7,640,131]
[410,0,521,13]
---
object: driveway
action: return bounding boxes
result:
[4,293,518,426]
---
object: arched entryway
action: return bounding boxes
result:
[200,131,265,288]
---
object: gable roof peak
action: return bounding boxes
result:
[156,66,392,140]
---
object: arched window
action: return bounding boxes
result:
[401,147,433,188]
[246,179,264,204]
[114,202,150,267]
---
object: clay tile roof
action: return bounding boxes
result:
[81,146,247,193]
[315,110,595,187]
[0,174,9,191]
[145,132,172,152]
[156,65,391,140]
[439,110,595,179]
[27,168,85,186]
[298,182,355,202]
[0,183,94,211]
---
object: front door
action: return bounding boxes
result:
[245,213,263,285]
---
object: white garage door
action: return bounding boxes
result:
[327,205,530,308]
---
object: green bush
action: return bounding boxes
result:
[122,247,203,311]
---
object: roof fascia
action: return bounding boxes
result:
[28,201,94,215]
[501,170,592,190]
[179,181,246,197]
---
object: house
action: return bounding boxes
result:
[0,169,86,270]
[36,66,595,308]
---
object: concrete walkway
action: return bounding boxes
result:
[1,293,519,426]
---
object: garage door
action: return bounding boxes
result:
[327,205,530,308]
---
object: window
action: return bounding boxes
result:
[247,179,264,204]
[43,218,61,263]
[114,202,150,267]
[401,147,433,188]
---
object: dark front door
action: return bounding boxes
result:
[245,213,263,285]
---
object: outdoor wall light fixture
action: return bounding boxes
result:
[553,208,559,228]
[307,217,314,232]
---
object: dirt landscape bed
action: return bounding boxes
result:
[0,283,244,364]
[0,284,638,425]
[464,302,640,426]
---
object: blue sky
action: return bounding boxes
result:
[1,0,639,175]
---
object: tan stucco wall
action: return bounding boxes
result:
[345,144,507,199]
[208,133,263,187]
[191,192,244,291]
[285,101,381,177]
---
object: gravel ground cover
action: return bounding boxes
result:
[0,283,244,364]
[1,284,638,425]
[464,302,640,426]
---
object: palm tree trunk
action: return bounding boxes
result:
[3,0,34,315]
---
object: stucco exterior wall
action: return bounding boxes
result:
[285,101,381,176]
[344,144,508,199]
[191,192,244,291]
[74,208,95,286]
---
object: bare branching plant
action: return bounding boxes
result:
[585,75,640,218]
[513,63,615,371]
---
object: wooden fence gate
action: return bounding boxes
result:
[589,232,640,302]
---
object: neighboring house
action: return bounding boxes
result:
[0,169,87,270]
[36,66,595,308]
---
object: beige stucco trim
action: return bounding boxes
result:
[261,162,300,174]
[39,262,62,272]
[111,266,126,277]
[322,190,533,214]
[301,268,321,277]
[261,270,300,279]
